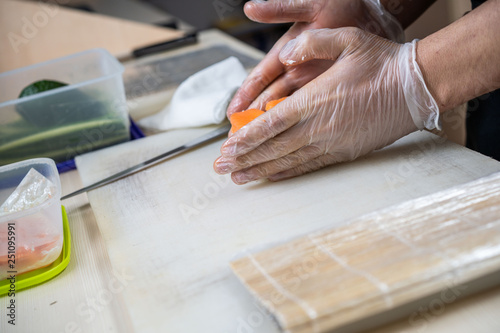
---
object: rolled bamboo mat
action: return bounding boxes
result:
[231,172,500,333]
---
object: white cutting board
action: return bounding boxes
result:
[75,128,500,333]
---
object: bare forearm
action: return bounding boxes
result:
[380,0,437,28]
[417,0,500,112]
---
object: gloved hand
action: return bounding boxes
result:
[227,0,404,117]
[214,28,440,184]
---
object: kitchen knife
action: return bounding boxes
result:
[116,32,198,62]
[61,123,230,200]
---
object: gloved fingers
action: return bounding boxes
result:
[227,22,313,117]
[268,153,340,181]
[279,28,357,66]
[227,58,283,117]
[230,145,324,185]
[221,99,302,158]
[244,0,322,24]
[247,59,333,111]
[215,124,313,174]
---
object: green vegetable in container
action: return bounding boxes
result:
[17,79,107,127]
[0,80,129,165]
[18,80,68,98]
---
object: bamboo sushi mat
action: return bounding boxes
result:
[231,172,500,333]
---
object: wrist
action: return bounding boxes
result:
[399,40,441,130]
[414,0,500,113]
[415,38,451,112]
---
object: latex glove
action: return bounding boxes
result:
[227,0,404,117]
[214,28,440,184]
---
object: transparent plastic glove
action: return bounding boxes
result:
[227,0,404,117]
[214,28,440,184]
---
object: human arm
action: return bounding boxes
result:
[417,0,500,111]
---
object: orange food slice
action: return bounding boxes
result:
[265,97,287,111]
[229,109,265,134]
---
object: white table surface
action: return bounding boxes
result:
[74,129,500,333]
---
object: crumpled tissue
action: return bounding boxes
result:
[138,56,248,131]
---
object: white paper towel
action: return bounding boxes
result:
[138,57,248,131]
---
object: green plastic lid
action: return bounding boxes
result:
[0,206,71,295]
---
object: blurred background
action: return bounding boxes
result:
[45,0,471,52]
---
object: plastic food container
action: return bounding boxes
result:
[0,158,63,281]
[0,48,130,166]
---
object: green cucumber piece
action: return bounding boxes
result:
[18,80,68,98]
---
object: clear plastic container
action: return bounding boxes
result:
[0,48,130,166]
[0,158,63,280]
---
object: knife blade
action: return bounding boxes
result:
[61,123,230,200]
